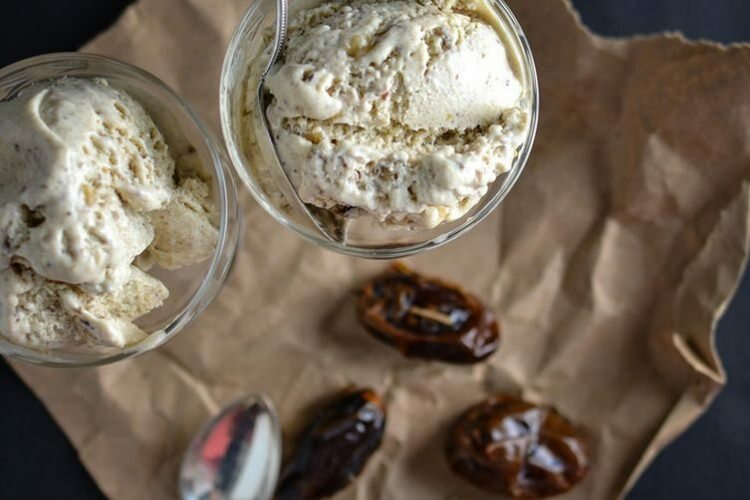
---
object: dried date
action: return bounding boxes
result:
[446,395,589,498]
[357,263,500,364]
[276,389,386,500]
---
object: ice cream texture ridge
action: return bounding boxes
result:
[0,77,218,350]
[259,0,530,229]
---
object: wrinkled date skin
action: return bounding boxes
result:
[446,395,589,499]
[276,389,386,500]
[357,263,500,364]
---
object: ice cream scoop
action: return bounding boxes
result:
[0,77,174,292]
[262,0,530,230]
[0,76,219,351]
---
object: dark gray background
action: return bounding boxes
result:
[1,1,749,498]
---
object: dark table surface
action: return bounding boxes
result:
[1,1,749,499]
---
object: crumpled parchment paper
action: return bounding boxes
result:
[10,0,750,498]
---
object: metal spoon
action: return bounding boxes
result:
[255,0,343,242]
[179,394,282,500]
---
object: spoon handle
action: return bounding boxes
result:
[263,0,288,78]
[256,0,345,243]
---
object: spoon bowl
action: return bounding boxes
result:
[179,394,282,500]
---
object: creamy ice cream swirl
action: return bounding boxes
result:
[0,78,174,292]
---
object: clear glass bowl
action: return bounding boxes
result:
[221,0,538,259]
[0,53,241,367]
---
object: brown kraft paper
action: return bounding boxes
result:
[10,0,750,498]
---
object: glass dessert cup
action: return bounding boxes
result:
[221,0,539,259]
[0,53,241,367]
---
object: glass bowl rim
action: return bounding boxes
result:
[220,0,540,259]
[0,52,240,367]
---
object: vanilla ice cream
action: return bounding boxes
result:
[256,0,530,229]
[0,264,168,348]
[0,77,218,350]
